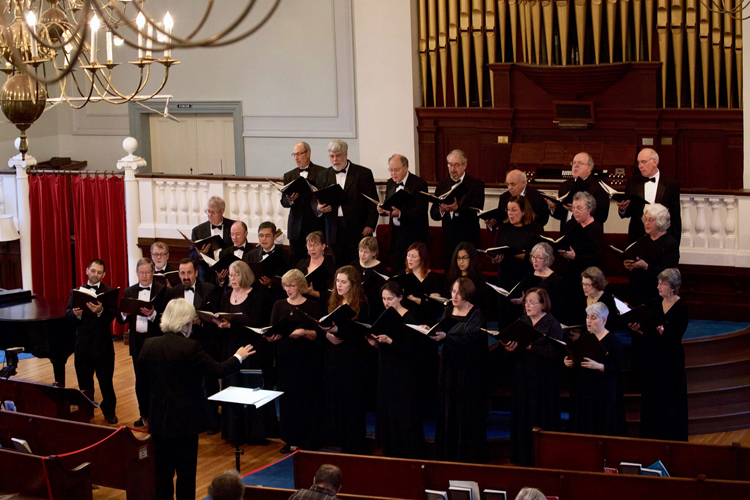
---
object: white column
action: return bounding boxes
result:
[117,137,147,284]
[8,138,36,290]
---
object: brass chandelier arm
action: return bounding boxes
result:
[701,0,750,19]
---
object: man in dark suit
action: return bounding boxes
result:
[378,154,428,271]
[150,241,174,274]
[617,147,682,243]
[281,142,326,264]
[189,196,236,282]
[314,140,379,266]
[246,221,290,302]
[66,258,119,424]
[547,151,610,233]
[168,257,223,433]
[136,298,254,500]
[487,169,549,230]
[216,221,254,288]
[429,149,486,268]
[117,257,167,426]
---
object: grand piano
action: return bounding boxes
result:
[0,289,74,386]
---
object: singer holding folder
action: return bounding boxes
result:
[502,288,563,466]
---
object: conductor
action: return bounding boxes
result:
[136,299,255,500]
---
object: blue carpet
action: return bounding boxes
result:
[683,319,749,340]
[242,451,296,489]
[0,351,33,364]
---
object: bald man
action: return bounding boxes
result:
[487,169,549,230]
[281,142,327,263]
[547,151,610,233]
[617,148,681,243]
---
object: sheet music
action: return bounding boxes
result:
[208,386,283,408]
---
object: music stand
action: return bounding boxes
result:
[208,386,283,472]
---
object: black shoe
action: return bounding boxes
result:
[104,415,118,424]
[279,444,292,454]
[133,417,145,427]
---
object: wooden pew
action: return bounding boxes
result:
[293,450,750,500]
[0,410,155,500]
[243,486,411,500]
[533,428,750,481]
[0,451,94,499]
[0,378,96,422]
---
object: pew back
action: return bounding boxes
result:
[0,450,94,500]
[244,485,413,500]
[0,378,95,422]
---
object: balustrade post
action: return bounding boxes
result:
[708,198,724,249]
[188,183,200,226]
[179,183,189,226]
[239,184,251,225]
[155,181,167,225]
[200,182,210,221]
[116,137,147,284]
[167,182,178,225]
[227,183,239,221]
[724,197,737,249]
[680,198,694,248]
[8,139,36,290]
[251,184,262,231]
[694,198,708,247]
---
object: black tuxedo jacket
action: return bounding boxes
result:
[429,174,486,248]
[153,262,176,275]
[218,241,256,265]
[314,162,379,245]
[189,217,236,282]
[117,281,167,358]
[245,245,291,279]
[136,331,242,437]
[496,185,549,227]
[168,280,219,312]
[385,174,429,252]
[551,175,610,232]
[66,283,118,358]
[620,171,682,243]
[281,163,326,240]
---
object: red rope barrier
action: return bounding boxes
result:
[53,426,125,458]
[41,457,54,500]
[243,449,299,477]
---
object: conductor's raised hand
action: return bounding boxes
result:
[235,344,256,360]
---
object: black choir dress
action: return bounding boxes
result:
[572,291,620,329]
[495,222,540,327]
[323,300,370,454]
[353,260,390,323]
[270,298,324,450]
[296,256,337,308]
[374,309,425,458]
[569,331,625,437]
[560,219,604,311]
[220,287,276,443]
[627,233,680,306]
[511,272,564,325]
[509,314,563,466]
[444,271,489,318]
[435,305,488,463]
[639,298,689,441]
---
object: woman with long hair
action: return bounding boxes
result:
[444,241,488,315]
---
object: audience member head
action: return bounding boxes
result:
[581,266,608,297]
[381,280,405,310]
[572,191,596,223]
[571,152,594,179]
[447,241,480,285]
[358,236,379,265]
[446,149,468,181]
[208,469,244,500]
[136,258,155,286]
[658,268,681,296]
[405,242,431,276]
[643,203,671,235]
[328,140,349,171]
[313,464,342,492]
[86,259,106,285]
[228,261,254,290]
[160,298,196,337]
[329,265,362,316]
[206,196,226,225]
[258,221,277,251]
[514,487,546,500]
[505,169,528,197]
[506,195,536,226]
[525,287,551,316]
[281,268,309,297]
[292,142,312,169]
[451,277,476,306]
[150,241,170,270]
[530,242,554,271]
[388,154,409,183]
[306,231,326,259]
[230,221,249,248]
[637,148,660,178]
[178,258,198,287]
[586,301,609,334]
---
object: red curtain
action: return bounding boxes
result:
[72,175,129,334]
[29,174,73,303]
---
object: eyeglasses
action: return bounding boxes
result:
[205,209,222,216]
[570,161,589,167]
[581,282,593,287]
[291,152,308,157]
[136,271,152,276]
[151,252,167,258]
[388,167,406,173]
[571,205,588,212]
[447,162,464,168]
[530,255,545,261]
[524,300,541,305]
[456,256,470,261]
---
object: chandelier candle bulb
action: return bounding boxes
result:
[164,12,173,59]
[106,31,113,62]
[25,12,38,59]
[136,12,146,59]
[89,15,100,63]
[146,22,153,58]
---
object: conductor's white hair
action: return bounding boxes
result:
[160,299,196,334]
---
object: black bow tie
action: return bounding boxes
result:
[83,284,99,290]
[138,286,150,292]
[452,179,461,185]
[234,246,245,252]
[396,182,404,187]
[211,224,222,230]
[335,166,347,175]
[647,177,656,183]
[262,249,272,255]
[184,286,195,293]
[299,167,309,172]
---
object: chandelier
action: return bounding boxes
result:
[0,0,282,158]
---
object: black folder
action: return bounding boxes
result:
[269,176,315,198]
[609,241,640,261]
[362,189,412,212]
[120,288,165,316]
[472,206,504,222]
[71,287,120,313]
[317,303,357,328]
[178,229,228,254]
[419,181,468,205]
[563,332,609,364]
[541,177,588,206]
[305,264,331,285]
[153,271,181,287]
[599,181,649,205]
[619,304,665,331]
[394,272,424,297]
[405,316,458,337]
[196,310,251,326]
[478,246,524,257]
[245,318,303,337]
[202,252,240,273]
[538,227,580,251]
[351,307,403,337]
[314,184,347,207]
[487,319,543,348]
